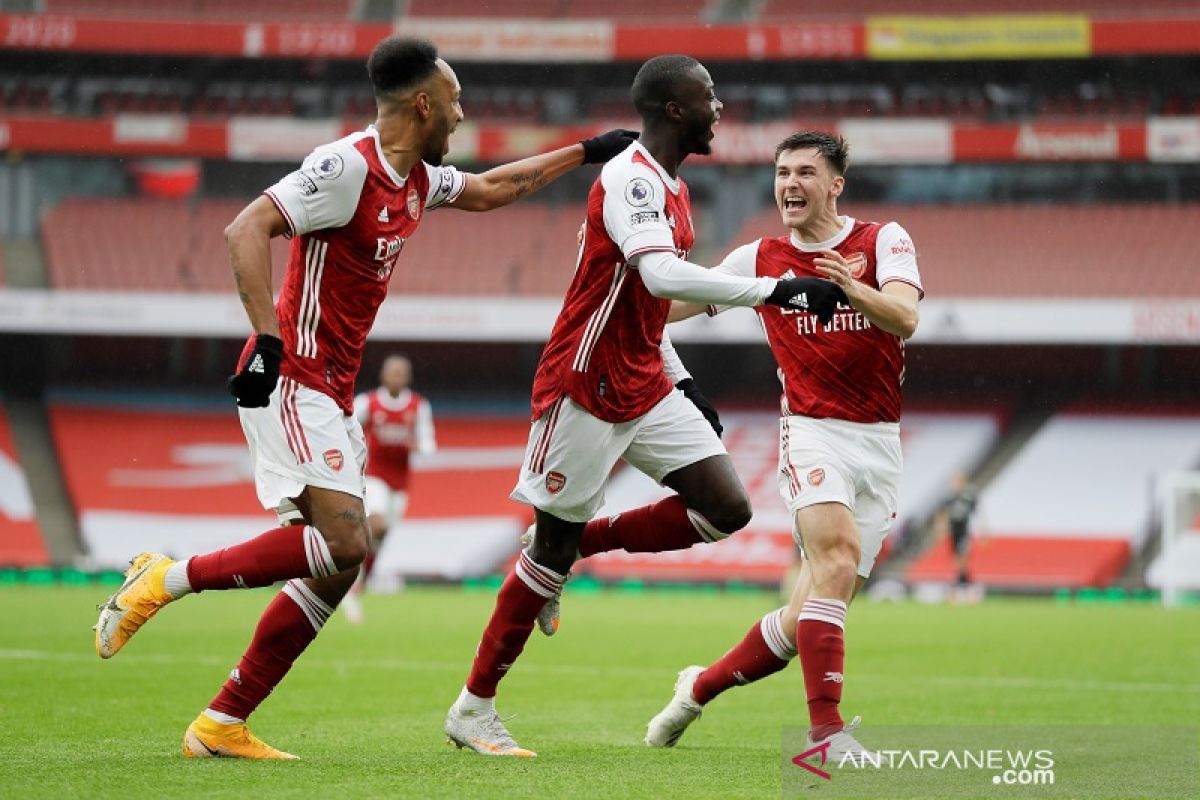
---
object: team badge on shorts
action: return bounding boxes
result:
[545,470,567,494]
[406,186,421,220]
[807,468,825,486]
[324,449,345,471]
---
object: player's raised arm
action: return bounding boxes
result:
[450,129,638,212]
[224,196,288,338]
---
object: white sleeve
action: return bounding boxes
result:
[875,222,924,298]
[635,250,775,306]
[601,162,676,260]
[659,330,690,385]
[263,143,368,237]
[424,162,467,210]
[705,240,762,316]
[353,393,370,427]
[415,399,436,455]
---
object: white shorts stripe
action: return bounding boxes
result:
[529,397,564,474]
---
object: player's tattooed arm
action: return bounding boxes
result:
[452,145,589,211]
[226,195,288,337]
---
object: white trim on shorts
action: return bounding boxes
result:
[239,377,367,516]
[777,415,902,578]
[511,389,726,523]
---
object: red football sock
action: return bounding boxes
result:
[577,496,723,558]
[692,608,796,705]
[797,599,847,740]
[465,552,565,698]
[207,580,331,720]
[187,525,337,592]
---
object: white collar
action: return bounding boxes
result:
[790,216,855,252]
[368,125,407,188]
[630,141,681,195]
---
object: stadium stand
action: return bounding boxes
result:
[0,404,49,567]
[732,204,1200,298]
[41,0,356,20]
[406,0,713,19]
[758,0,1200,18]
[42,199,1200,297]
[40,198,288,291]
[906,412,1200,588]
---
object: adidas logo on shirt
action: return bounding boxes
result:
[378,207,389,222]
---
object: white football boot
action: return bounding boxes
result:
[444,705,536,757]
[644,665,705,747]
[802,716,876,763]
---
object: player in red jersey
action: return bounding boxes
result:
[338,353,436,623]
[444,58,845,758]
[92,36,638,759]
[644,131,923,758]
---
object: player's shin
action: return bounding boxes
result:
[206,579,330,721]
[692,608,796,704]
[186,525,339,591]
[463,552,566,699]
[577,495,728,558]
[797,599,847,740]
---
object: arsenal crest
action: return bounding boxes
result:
[845,252,867,280]
[545,470,567,494]
[406,186,420,220]
[324,448,345,472]
[807,468,825,486]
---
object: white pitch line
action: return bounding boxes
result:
[3,649,1198,695]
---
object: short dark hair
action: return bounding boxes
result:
[367,36,440,98]
[775,131,850,175]
[630,54,703,119]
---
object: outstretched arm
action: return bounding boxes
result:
[452,130,637,212]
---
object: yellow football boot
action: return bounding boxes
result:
[94,552,177,659]
[182,714,298,760]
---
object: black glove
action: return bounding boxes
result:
[765,277,848,325]
[227,334,283,408]
[580,129,639,164]
[677,377,723,438]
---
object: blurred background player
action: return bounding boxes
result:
[340,353,437,623]
[443,56,844,758]
[935,471,985,604]
[91,35,638,760]
[645,131,921,759]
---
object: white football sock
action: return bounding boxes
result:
[203,708,243,725]
[164,559,194,598]
[455,686,495,715]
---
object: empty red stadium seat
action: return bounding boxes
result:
[905,536,1130,588]
[42,0,353,19]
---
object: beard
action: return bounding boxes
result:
[421,112,451,165]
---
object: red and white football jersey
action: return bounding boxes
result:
[713,216,923,423]
[236,127,466,414]
[353,387,436,492]
[530,142,695,423]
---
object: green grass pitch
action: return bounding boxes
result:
[1,584,1197,799]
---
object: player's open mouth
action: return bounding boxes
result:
[784,197,807,211]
